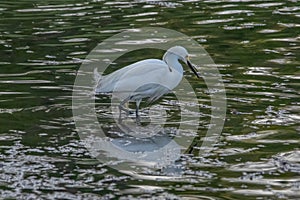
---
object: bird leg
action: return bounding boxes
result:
[118,97,131,121]
[135,99,142,124]
[118,98,142,124]
[135,99,141,117]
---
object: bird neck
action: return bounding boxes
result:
[163,53,184,74]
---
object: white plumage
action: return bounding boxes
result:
[94,46,199,119]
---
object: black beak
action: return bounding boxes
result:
[187,60,200,78]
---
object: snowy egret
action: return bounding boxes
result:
[94,46,200,119]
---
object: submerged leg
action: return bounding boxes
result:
[135,99,142,124]
[135,99,142,117]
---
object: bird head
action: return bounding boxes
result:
[165,46,200,78]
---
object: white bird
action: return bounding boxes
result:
[94,46,200,120]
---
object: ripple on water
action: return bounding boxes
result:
[248,2,284,8]
[195,18,244,25]
[224,150,300,198]
[252,105,299,126]
[243,66,274,76]
[16,4,92,13]
[273,150,300,173]
[214,9,253,15]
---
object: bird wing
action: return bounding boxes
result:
[95,59,167,93]
[145,85,171,104]
[129,83,171,103]
[111,61,182,102]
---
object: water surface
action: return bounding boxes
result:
[0,0,299,199]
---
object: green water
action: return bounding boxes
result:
[0,0,299,199]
